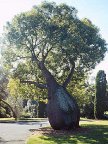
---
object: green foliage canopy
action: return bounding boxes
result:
[2,2,107,89]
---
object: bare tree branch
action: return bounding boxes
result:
[20,80,47,89]
[63,60,75,88]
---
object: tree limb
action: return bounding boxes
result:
[20,80,47,89]
[43,46,53,62]
[30,48,40,64]
[34,37,47,49]
[63,60,75,88]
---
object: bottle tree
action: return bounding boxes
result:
[2,2,107,129]
[94,70,107,119]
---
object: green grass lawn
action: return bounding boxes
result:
[0,118,48,122]
[0,118,15,122]
[26,119,108,144]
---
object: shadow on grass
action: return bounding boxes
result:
[36,124,108,144]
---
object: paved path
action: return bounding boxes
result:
[0,121,49,144]
[0,119,95,144]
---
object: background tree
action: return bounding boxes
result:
[0,68,16,118]
[2,2,107,129]
[69,76,95,118]
[7,77,47,118]
[94,70,107,119]
[7,78,24,118]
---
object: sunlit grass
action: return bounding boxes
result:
[19,118,48,122]
[0,117,48,122]
[0,118,15,121]
[27,119,108,144]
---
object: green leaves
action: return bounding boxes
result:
[94,70,107,118]
[1,1,107,89]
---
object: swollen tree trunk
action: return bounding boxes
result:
[22,59,80,129]
[40,63,80,130]
[47,85,80,130]
[21,61,80,130]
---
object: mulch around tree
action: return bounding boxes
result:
[29,127,91,137]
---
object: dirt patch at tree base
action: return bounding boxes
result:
[29,127,91,137]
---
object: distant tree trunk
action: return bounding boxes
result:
[38,101,47,118]
[40,63,80,130]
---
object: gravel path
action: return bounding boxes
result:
[0,121,49,144]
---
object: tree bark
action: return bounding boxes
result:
[39,63,80,130]
[63,61,75,88]
[47,85,80,130]
[24,58,80,130]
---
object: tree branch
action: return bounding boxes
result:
[63,60,75,88]
[43,46,53,62]
[41,42,47,61]
[20,80,47,89]
[34,37,46,49]
[30,47,40,64]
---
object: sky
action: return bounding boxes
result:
[0,0,108,81]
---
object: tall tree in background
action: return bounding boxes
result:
[2,2,107,129]
[94,70,107,119]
